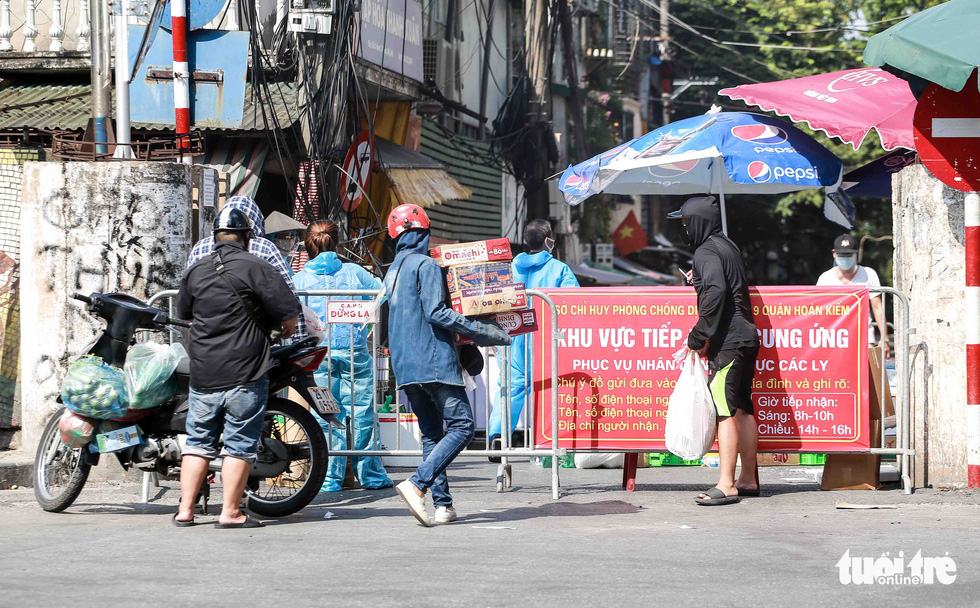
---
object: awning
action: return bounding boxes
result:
[0,82,299,131]
[570,262,634,286]
[613,257,680,285]
[193,139,268,200]
[376,136,472,208]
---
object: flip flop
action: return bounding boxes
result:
[695,487,740,506]
[172,513,197,527]
[214,513,266,529]
[737,488,761,497]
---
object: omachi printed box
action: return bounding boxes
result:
[445,261,514,293]
[430,238,512,267]
[96,424,142,453]
[457,309,539,345]
[450,283,527,316]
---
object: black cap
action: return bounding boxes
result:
[833,234,857,254]
[214,207,253,233]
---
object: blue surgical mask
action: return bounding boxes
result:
[835,255,856,270]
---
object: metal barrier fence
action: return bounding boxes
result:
[145,287,565,500]
[145,285,915,498]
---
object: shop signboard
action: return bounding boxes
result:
[533,286,871,452]
[356,0,424,83]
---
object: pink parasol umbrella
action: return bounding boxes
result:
[719,67,916,151]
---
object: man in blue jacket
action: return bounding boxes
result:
[385,204,511,527]
[488,219,579,460]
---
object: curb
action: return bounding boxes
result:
[0,452,34,489]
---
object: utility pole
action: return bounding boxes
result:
[113,0,135,158]
[659,0,670,126]
[478,0,495,138]
[90,0,112,154]
[524,0,552,224]
[557,0,588,161]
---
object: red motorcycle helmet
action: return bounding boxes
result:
[387,204,431,239]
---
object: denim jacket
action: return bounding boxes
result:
[384,230,510,388]
[292,251,382,352]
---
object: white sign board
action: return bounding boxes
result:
[327,300,378,324]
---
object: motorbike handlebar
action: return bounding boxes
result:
[71,292,93,306]
[167,318,192,328]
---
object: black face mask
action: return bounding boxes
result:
[675,222,691,246]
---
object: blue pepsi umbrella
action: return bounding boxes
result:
[559,112,855,230]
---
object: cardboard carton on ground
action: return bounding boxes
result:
[431,238,512,267]
[819,347,889,490]
[457,309,539,345]
[450,283,528,316]
[445,261,514,293]
[758,453,801,466]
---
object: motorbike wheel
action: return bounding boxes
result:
[34,407,91,512]
[243,398,328,518]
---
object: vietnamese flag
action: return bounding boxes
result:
[612,210,647,256]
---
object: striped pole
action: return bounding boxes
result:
[171,0,191,165]
[967,192,980,487]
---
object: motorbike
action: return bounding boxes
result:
[33,292,340,517]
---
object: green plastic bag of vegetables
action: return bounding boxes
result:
[124,343,186,409]
[61,355,129,419]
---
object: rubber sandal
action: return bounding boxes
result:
[172,513,196,527]
[214,513,266,529]
[695,487,740,506]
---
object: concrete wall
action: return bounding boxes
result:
[893,164,968,488]
[19,162,192,454]
[0,147,43,450]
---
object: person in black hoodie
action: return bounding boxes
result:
[669,196,760,506]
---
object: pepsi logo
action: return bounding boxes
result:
[731,124,788,145]
[562,172,590,192]
[748,161,772,183]
[648,159,700,178]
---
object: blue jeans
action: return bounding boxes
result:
[404,382,475,507]
[184,375,269,463]
[313,350,392,491]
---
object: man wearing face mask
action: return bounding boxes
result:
[487,219,579,461]
[816,235,890,359]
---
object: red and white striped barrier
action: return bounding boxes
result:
[967,192,980,488]
[171,0,191,165]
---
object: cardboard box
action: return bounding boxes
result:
[445,261,514,293]
[457,309,539,345]
[821,454,881,490]
[431,238,512,267]
[450,283,527,316]
[758,452,801,466]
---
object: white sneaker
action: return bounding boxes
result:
[396,479,431,527]
[434,506,458,524]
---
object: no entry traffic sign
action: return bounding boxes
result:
[913,72,980,193]
[340,130,374,212]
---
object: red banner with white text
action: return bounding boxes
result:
[532,286,870,452]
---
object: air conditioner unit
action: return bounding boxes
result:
[423,38,459,102]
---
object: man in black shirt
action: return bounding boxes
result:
[670,196,760,506]
[173,207,301,528]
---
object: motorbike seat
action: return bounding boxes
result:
[270,337,320,360]
[175,354,190,375]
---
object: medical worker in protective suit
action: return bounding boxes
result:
[292,221,393,491]
[487,219,578,460]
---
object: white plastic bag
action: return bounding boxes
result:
[573,453,626,469]
[665,352,717,460]
[302,304,327,344]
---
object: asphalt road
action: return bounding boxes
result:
[1,459,979,608]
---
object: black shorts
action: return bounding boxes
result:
[706,345,759,417]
